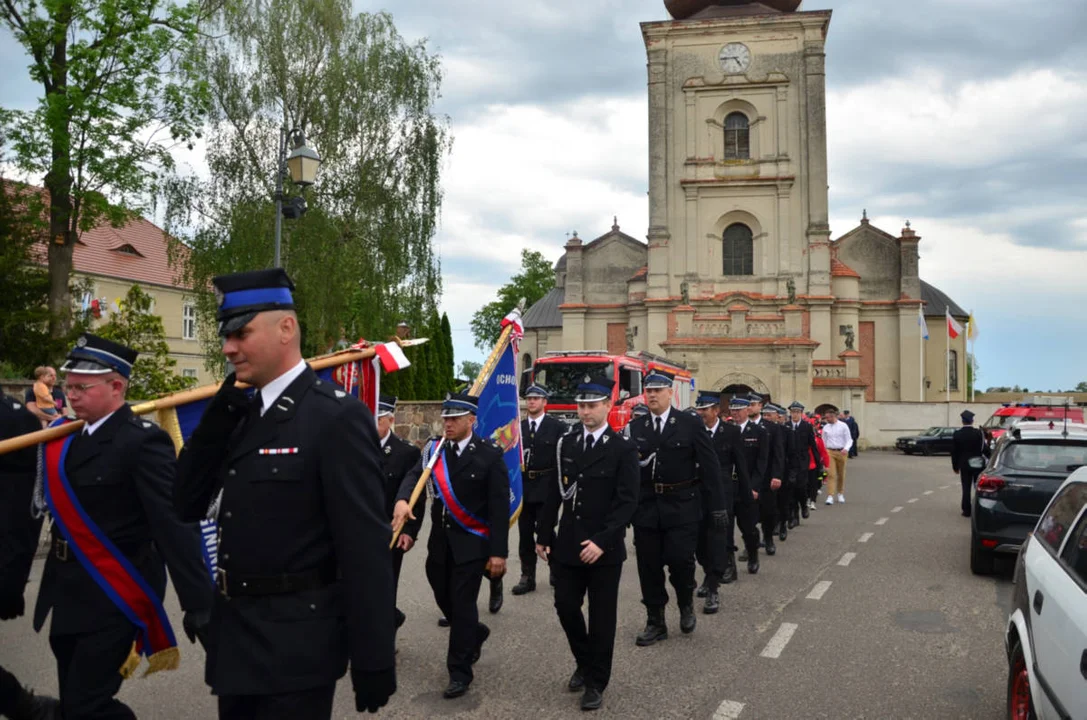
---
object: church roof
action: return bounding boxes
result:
[921,280,967,319]
[523,287,565,329]
[830,258,860,278]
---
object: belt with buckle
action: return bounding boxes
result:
[51,535,151,563]
[215,561,337,599]
[650,479,698,494]
[525,468,556,480]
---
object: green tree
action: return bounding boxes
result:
[1075,381,1087,393]
[0,182,57,373]
[95,285,196,399]
[1,0,211,341]
[458,360,482,383]
[470,249,553,351]
[165,0,449,368]
[439,312,454,393]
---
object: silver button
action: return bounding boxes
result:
[224,511,232,519]
[228,469,236,476]
[271,468,278,474]
[310,604,317,611]
[222,553,230,560]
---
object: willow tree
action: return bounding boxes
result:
[167,0,448,364]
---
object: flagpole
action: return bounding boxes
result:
[919,307,924,402]
[945,310,951,406]
[390,301,525,549]
[0,338,428,457]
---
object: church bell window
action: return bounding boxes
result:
[724,112,750,160]
[722,223,754,276]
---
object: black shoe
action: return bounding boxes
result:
[737,548,749,562]
[437,616,450,627]
[489,578,503,614]
[778,523,788,541]
[395,608,406,629]
[696,580,709,598]
[747,554,760,575]
[721,554,737,584]
[581,687,603,711]
[703,590,720,614]
[511,575,536,595]
[568,668,586,692]
[787,517,799,529]
[765,540,776,556]
[472,623,490,664]
[801,505,810,519]
[962,510,971,517]
[443,680,470,699]
[11,687,61,720]
[635,607,668,646]
[679,604,696,633]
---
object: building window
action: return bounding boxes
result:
[182,369,197,379]
[948,349,959,391]
[722,223,754,276]
[183,304,197,340]
[724,112,750,160]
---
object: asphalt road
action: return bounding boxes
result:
[0,451,1015,719]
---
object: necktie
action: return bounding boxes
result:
[530,420,537,435]
[249,390,263,420]
[452,442,461,458]
[585,434,594,451]
[655,417,663,435]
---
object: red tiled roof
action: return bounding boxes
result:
[9,182,192,289]
[831,258,860,279]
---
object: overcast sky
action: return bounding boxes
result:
[4,0,1085,391]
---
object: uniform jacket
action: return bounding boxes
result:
[951,426,986,474]
[756,418,787,482]
[0,393,45,602]
[537,424,638,567]
[521,414,563,505]
[708,421,751,505]
[844,416,860,442]
[382,432,423,540]
[175,366,394,696]
[784,420,822,476]
[738,420,771,492]
[628,409,724,529]
[398,433,509,566]
[34,404,213,637]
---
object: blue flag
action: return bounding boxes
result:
[473,341,524,525]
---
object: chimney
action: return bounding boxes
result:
[898,221,921,299]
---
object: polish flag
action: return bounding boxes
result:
[374,342,411,372]
[946,309,964,339]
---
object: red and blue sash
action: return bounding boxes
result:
[430,440,490,539]
[43,422,179,677]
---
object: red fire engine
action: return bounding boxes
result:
[525,350,694,431]
[982,396,1084,439]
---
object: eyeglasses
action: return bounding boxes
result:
[63,380,113,395]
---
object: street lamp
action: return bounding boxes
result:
[273,126,322,268]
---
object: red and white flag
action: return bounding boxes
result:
[374,342,411,373]
[946,309,963,339]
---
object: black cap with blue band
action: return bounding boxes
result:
[61,334,138,379]
[213,268,296,337]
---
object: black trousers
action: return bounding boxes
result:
[552,562,622,692]
[808,469,822,503]
[517,501,543,577]
[758,488,778,542]
[218,684,335,719]
[696,481,732,586]
[776,475,794,525]
[727,485,761,556]
[0,665,27,717]
[49,623,137,720]
[960,467,981,514]
[425,549,488,684]
[633,522,699,609]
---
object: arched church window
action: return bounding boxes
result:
[724,112,750,160]
[948,350,959,391]
[722,223,754,276]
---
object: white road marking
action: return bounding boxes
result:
[713,700,746,719]
[875,517,889,525]
[807,580,832,600]
[924,490,934,495]
[939,484,950,489]
[838,552,857,566]
[891,506,903,513]
[908,498,918,503]
[760,623,799,659]
[859,532,874,543]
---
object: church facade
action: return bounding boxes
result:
[521,2,969,412]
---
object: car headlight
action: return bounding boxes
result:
[905,440,915,445]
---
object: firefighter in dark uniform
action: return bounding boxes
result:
[174,269,396,718]
[764,403,795,541]
[25,335,214,720]
[951,410,986,517]
[392,391,509,700]
[785,401,822,527]
[747,393,785,552]
[376,394,422,629]
[627,371,726,645]
[513,383,563,596]
[734,397,770,568]
[535,376,638,712]
[0,392,61,719]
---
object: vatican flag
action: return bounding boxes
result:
[967,313,979,341]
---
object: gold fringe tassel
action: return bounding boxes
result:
[117,643,181,680]
[118,642,141,679]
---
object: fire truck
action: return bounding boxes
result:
[982,397,1085,439]
[523,350,694,431]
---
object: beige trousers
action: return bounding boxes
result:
[827,450,849,495]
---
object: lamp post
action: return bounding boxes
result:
[273,126,322,268]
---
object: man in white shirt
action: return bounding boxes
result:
[821,408,853,505]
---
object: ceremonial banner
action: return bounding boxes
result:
[473,334,524,526]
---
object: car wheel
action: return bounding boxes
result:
[1006,639,1037,720]
[971,529,996,575]
[903,449,913,455]
[920,445,932,456]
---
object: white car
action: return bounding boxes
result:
[1005,466,1087,719]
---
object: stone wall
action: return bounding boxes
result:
[392,401,445,447]
[2,379,35,400]
[862,402,1002,448]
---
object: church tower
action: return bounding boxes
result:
[640,0,833,394]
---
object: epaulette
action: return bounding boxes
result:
[311,379,354,403]
[130,416,157,431]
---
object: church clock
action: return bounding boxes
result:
[718,42,751,73]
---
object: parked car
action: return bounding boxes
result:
[895,426,957,455]
[971,421,1087,575]
[1004,468,1087,720]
